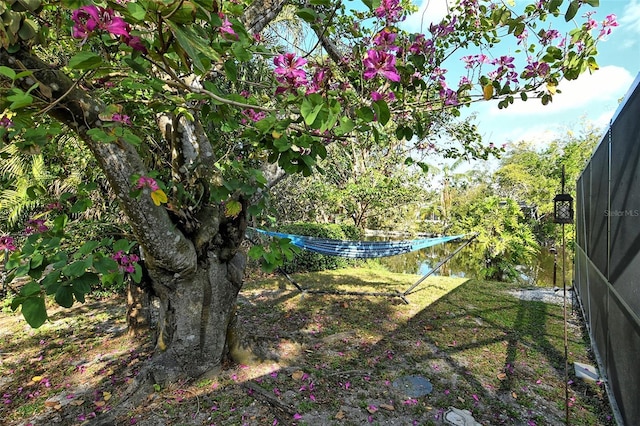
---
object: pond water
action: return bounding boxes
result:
[375,239,573,287]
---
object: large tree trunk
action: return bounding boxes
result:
[144,250,246,382]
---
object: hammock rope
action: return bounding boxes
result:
[249,228,465,259]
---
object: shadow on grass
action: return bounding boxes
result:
[0,297,153,425]
[1,273,614,426]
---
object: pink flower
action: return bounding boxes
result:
[72,5,101,40]
[430,17,457,38]
[273,53,308,94]
[136,176,160,192]
[461,54,488,69]
[25,219,49,235]
[219,15,238,40]
[112,113,132,125]
[409,34,435,59]
[440,87,458,106]
[374,0,404,23]
[371,91,396,102]
[522,60,550,79]
[363,50,400,82]
[599,14,618,38]
[72,5,129,41]
[293,413,303,420]
[0,116,13,128]
[307,66,330,94]
[0,236,16,252]
[126,36,147,53]
[540,29,560,45]
[372,29,399,51]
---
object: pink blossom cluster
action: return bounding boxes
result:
[363,49,400,82]
[112,113,132,125]
[488,55,518,85]
[598,14,618,38]
[136,176,159,191]
[0,116,13,128]
[273,53,308,94]
[522,60,550,79]
[219,14,238,40]
[408,34,435,60]
[112,250,139,274]
[71,5,146,52]
[241,108,267,123]
[0,235,16,251]
[374,0,404,24]
[25,219,49,235]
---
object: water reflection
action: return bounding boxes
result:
[375,240,572,287]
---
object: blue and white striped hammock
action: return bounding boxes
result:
[250,228,465,259]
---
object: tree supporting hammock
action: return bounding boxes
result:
[249,228,478,304]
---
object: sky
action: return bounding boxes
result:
[400,0,640,153]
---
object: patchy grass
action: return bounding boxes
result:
[0,268,613,425]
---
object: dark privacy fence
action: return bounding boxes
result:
[575,74,640,426]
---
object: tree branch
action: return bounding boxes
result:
[0,49,197,275]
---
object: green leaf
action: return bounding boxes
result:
[20,281,41,297]
[248,245,265,259]
[372,100,390,125]
[30,252,44,269]
[7,90,33,109]
[55,285,74,308]
[71,272,98,294]
[51,251,69,268]
[565,0,579,21]
[301,95,324,127]
[131,264,143,284]
[127,1,147,20]
[63,259,90,278]
[167,22,221,72]
[75,241,101,258]
[21,296,47,328]
[124,57,148,75]
[68,51,104,70]
[42,270,62,294]
[113,239,133,253]
[225,199,243,218]
[224,59,238,81]
[231,43,252,62]
[583,0,598,5]
[296,7,318,23]
[93,256,119,275]
[70,198,92,214]
[356,106,375,122]
[0,66,16,80]
[335,117,355,136]
[18,18,38,40]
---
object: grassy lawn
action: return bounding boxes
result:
[0,266,613,425]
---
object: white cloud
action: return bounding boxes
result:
[401,0,450,33]
[620,0,640,33]
[487,65,633,117]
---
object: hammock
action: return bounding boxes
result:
[248,227,477,304]
[250,228,465,259]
